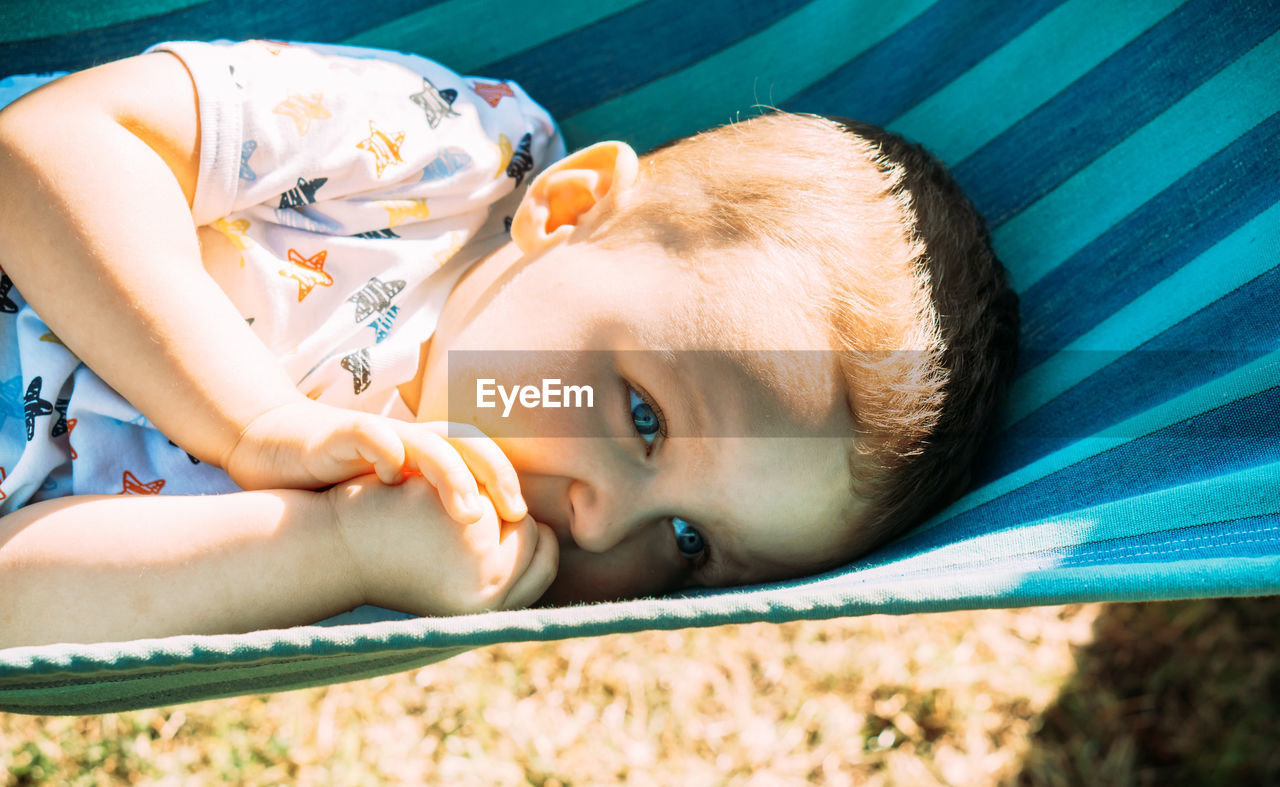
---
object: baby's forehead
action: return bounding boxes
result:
[637,251,846,428]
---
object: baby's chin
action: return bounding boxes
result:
[531,575,621,607]
[530,566,679,608]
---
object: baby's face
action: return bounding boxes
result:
[420,239,867,603]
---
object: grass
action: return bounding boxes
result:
[1,597,1276,785]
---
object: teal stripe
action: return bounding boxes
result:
[928,348,1280,535]
[813,556,1280,609]
[342,0,645,74]
[1002,198,1280,426]
[0,0,205,43]
[559,0,933,152]
[996,29,1280,291]
[850,460,1280,579]
[890,0,1182,163]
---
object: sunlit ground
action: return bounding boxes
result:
[2,598,1276,785]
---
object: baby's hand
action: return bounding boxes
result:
[223,398,528,523]
[327,474,559,616]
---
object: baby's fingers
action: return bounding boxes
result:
[400,432,484,523]
[350,419,410,486]
[313,417,406,486]
[423,423,527,522]
[502,521,559,610]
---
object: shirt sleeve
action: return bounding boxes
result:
[147,40,565,231]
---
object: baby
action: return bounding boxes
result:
[0,41,1018,647]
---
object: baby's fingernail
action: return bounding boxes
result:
[458,492,482,518]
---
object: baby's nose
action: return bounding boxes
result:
[566,481,637,553]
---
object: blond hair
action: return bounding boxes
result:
[595,111,1018,556]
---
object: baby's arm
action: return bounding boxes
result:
[0,52,525,519]
[0,480,556,648]
[0,487,353,646]
[0,53,307,481]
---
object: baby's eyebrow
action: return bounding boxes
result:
[656,349,706,438]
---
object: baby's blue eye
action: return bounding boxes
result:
[628,386,660,444]
[672,517,705,559]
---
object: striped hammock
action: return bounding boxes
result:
[0,0,1276,715]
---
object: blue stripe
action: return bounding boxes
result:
[1015,109,1280,362]
[891,0,1185,166]
[1054,516,1280,567]
[993,28,1280,294]
[992,269,1280,477]
[1002,196,1280,429]
[956,0,1280,225]
[0,0,451,74]
[876,385,1280,561]
[556,0,935,153]
[938,350,1280,531]
[883,516,1280,578]
[343,0,647,75]
[475,0,810,121]
[780,0,1065,124]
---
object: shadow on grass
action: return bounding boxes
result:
[1013,597,1280,787]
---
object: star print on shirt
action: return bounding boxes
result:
[352,229,400,239]
[51,396,70,437]
[278,176,328,209]
[118,470,165,495]
[495,134,513,179]
[63,418,78,459]
[240,140,257,181]
[348,277,406,322]
[432,232,466,267]
[410,78,460,128]
[167,440,201,464]
[506,132,534,186]
[356,121,406,178]
[471,81,514,108]
[273,93,330,135]
[0,274,18,314]
[23,377,53,441]
[420,149,472,182]
[278,248,334,302]
[341,348,373,394]
[38,333,77,361]
[214,218,252,250]
[256,40,290,55]
[378,198,430,228]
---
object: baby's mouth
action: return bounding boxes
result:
[527,501,576,549]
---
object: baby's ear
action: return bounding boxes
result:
[510,141,638,253]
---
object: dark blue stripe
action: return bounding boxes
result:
[1052,516,1280,564]
[1013,109,1280,367]
[984,267,1280,480]
[863,385,1280,564]
[883,515,1280,577]
[475,0,809,120]
[955,0,1280,225]
[780,0,1065,125]
[0,0,450,75]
